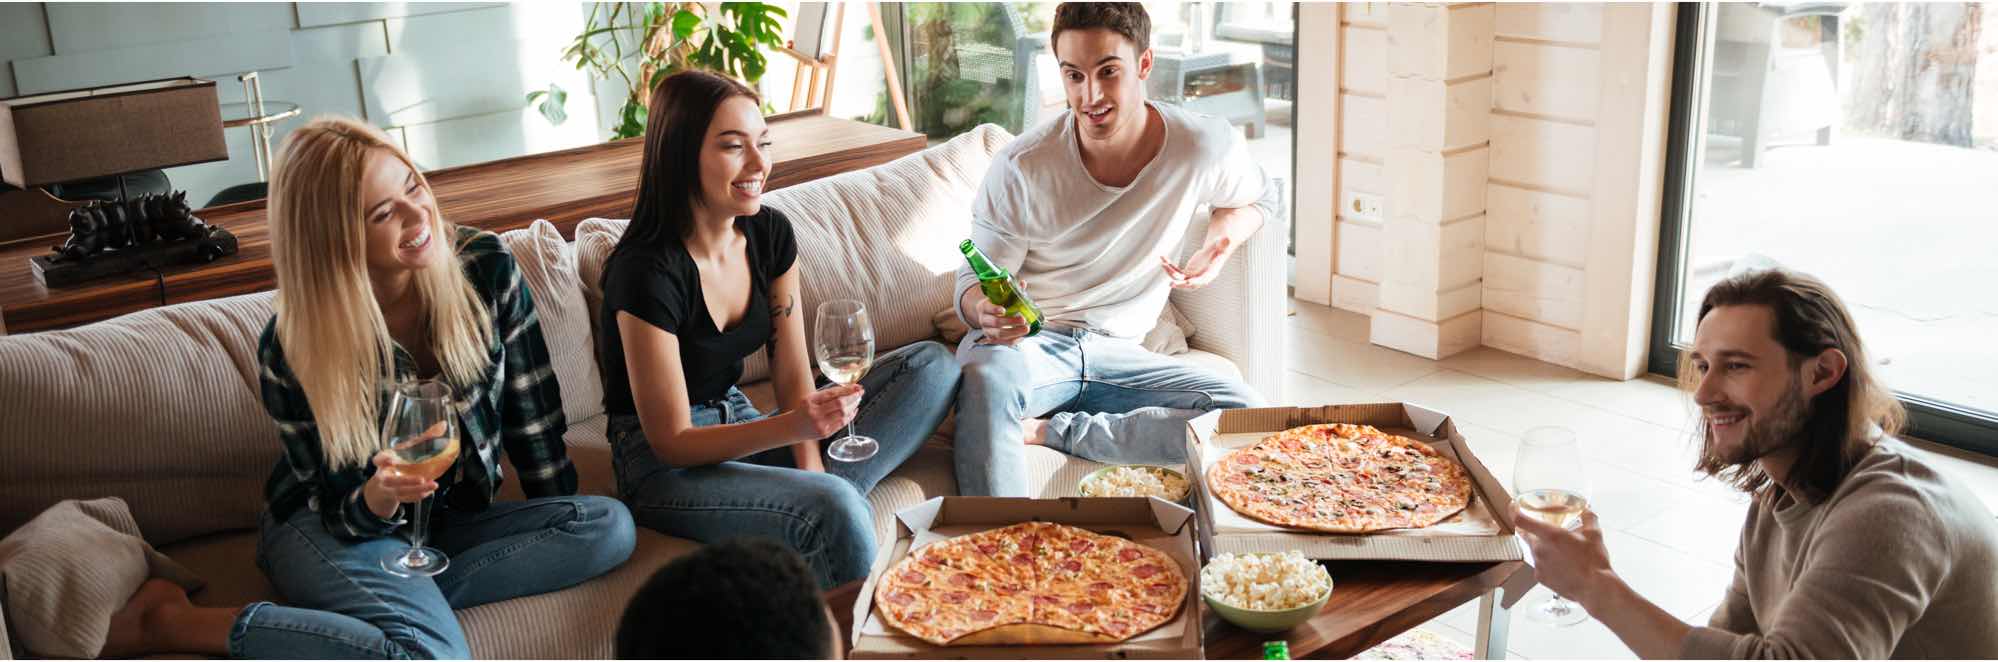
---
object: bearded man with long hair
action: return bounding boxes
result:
[1515,268,1997,659]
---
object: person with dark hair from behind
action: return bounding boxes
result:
[617,538,841,660]
[1515,267,1998,659]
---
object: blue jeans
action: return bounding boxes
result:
[609,341,960,588]
[230,495,636,659]
[953,326,1264,497]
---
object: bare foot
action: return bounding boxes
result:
[1021,418,1049,446]
[102,578,191,657]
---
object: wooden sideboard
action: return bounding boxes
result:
[0,113,925,334]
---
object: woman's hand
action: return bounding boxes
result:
[783,383,863,441]
[362,450,437,520]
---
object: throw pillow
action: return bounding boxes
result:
[499,220,605,424]
[0,498,204,658]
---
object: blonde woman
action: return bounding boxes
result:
[103,117,635,658]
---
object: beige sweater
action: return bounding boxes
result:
[1680,438,1998,659]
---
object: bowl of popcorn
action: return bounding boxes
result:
[1199,551,1334,632]
[1078,465,1192,503]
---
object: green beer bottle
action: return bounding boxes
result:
[1263,640,1291,660]
[959,239,1044,337]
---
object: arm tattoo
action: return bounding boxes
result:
[770,293,795,319]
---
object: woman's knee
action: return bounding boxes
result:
[570,496,638,572]
[383,624,471,660]
[790,474,876,585]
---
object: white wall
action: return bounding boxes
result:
[1,3,605,208]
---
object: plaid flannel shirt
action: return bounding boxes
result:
[258,227,576,540]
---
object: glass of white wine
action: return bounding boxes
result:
[379,379,461,578]
[1514,425,1591,626]
[814,300,877,463]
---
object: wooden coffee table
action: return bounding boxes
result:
[825,558,1524,659]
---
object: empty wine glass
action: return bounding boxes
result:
[379,379,460,577]
[814,300,877,463]
[1513,425,1591,626]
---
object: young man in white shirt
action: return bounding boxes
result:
[953,2,1281,496]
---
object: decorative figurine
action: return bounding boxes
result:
[38,190,235,286]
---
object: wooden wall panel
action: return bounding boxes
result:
[1336,220,1384,283]
[1485,184,1590,268]
[1493,41,1601,122]
[1489,113,1596,195]
[13,30,294,94]
[399,107,604,173]
[1483,310,1581,367]
[1341,94,1388,160]
[45,3,296,55]
[360,5,588,128]
[0,4,53,97]
[296,3,503,29]
[1495,3,1604,44]
[1342,27,1388,96]
[1484,251,1585,330]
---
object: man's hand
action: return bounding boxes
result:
[960,286,1032,346]
[1159,236,1235,290]
[1513,507,1617,605]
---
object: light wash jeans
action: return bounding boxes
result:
[609,341,960,588]
[230,495,636,659]
[953,325,1264,497]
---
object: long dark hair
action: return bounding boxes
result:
[610,70,760,264]
[1680,268,1905,503]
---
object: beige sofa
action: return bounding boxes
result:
[0,123,1286,659]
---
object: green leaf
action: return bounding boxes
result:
[525,90,546,103]
[672,9,702,41]
[535,83,569,126]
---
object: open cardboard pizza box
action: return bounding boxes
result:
[1185,403,1538,606]
[849,497,1204,659]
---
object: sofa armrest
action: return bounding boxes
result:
[1169,209,1287,403]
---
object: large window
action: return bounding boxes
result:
[863,2,1297,250]
[1654,3,1998,454]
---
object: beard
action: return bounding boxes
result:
[1704,380,1813,468]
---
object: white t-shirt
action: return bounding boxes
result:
[956,101,1278,339]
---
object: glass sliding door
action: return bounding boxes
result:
[1653,3,1998,454]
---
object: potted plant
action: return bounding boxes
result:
[529,2,789,140]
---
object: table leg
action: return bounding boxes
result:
[1474,588,1511,659]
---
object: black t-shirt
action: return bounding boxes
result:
[599,208,798,414]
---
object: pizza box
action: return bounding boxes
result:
[1184,403,1538,603]
[848,496,1204,659]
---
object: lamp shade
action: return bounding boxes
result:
[0,77,228,188]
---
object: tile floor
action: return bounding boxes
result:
[1283,298,1998,659]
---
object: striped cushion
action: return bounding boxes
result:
[768,125,1011,351]
[499,220,606,424]
[0,292,278,547]
[0,498,202,658]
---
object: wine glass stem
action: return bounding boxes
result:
[844,420,855,441]
[410,496,433,551]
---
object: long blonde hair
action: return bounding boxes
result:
[269,116,494,470]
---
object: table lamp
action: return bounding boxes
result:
[0,77,239,288]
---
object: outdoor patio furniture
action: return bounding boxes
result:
[1711,2,1848,168]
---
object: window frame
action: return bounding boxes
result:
[1650,2,1998,457]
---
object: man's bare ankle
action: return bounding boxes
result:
[1021,418,1049,446]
